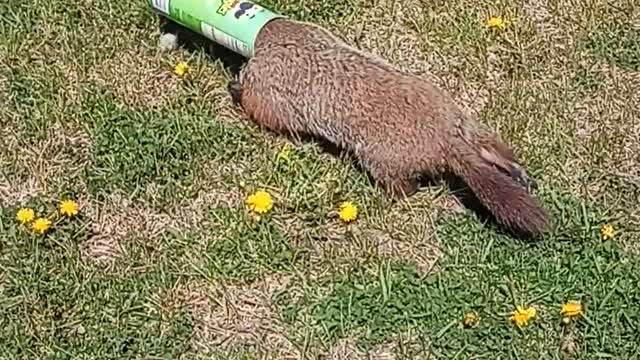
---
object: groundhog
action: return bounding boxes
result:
[228,18,550,237]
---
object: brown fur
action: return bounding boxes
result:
[229,19,550,236]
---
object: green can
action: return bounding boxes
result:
[148,0,285,58]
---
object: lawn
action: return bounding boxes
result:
[1,0,639,358]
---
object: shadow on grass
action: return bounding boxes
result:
[159,18,247,77]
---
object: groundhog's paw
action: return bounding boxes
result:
[227,79,243,105]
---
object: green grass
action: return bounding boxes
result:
[1,0,639,358]
[0,204,194,358]
[287,190,640,357]
[580,2,640,71]
[82,86,265,207]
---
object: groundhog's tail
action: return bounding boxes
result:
[450,152,550,237]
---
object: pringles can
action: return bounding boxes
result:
[147,0,285,58]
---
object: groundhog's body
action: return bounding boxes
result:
[229,19,550,236]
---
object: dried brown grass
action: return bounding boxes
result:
[574,65,639,174]
[88,29,245,120]
[325,331,430,360]
[279,201,442,276]
[88,46,184,110]
[338,0,427,75]
[333,0,493,115]
[568,64,640,232]
[0,122,91,207]
[81,193,170,269]
[80,182,242,269]
[175,274,299,358]
[160,271,431,359]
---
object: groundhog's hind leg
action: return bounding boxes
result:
[383,178,420,199]
[360,153,419,199]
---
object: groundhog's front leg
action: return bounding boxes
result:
[227,75,290,133]
[228,78,243,106]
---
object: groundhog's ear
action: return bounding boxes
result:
[234,10,243,18]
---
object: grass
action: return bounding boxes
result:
[302,192,640,357]
[0,0,639,358]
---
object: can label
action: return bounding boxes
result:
[148,0,284,58]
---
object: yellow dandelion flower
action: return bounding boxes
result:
[59,199,79,218]
[338,201,358,223]
[463,312,479,328]
[510,305,536,328]
[246,190,273,214]
[174,61,190,77]
[560,301,583,319]
[600,224,615,241]
[16,208,35,224]
[486,16,506,30]
[31,217,52,235]
[278,143,292,160]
